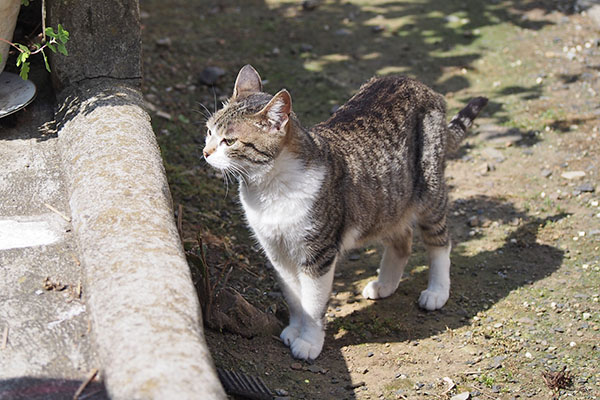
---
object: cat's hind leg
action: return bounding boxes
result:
[362,226,412,300]
[418,200,451,310]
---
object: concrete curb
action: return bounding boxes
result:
[54,80,225,399]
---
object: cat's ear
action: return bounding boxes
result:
[258,89,292,133]
[233,65,263,98]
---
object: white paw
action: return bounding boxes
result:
[362,280,397,300]
[280,325,301,346]
[418,287,449,310]
[290,329,325,360]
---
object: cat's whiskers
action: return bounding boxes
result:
[195,102,213,119]
[228,163,250,185]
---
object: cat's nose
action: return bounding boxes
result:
[203,148,214,158]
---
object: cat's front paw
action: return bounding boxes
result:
[362,280,397,299]
[290,329,325,360]
[418,287,449,310]
[280,325,301,346]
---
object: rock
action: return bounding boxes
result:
[583,312,591,320]
[468,215,480,227]
[290,362,303,370]
[206,288,282,338]
[371,25,385,33]
[275,389,289,396]
[155,37,172,47]
[307,365,323,373]
[561,171,586,180]
[334,28,352,36]
[487,355,506,369]
[576,183,595,192]
[541,169,552,178]
[482,147,506,162]
[156,110,172,120]
[198,66,226,86]
[367,351,374,357]
[451,392,470,400]
[588,5,600,28]
[302,0,319,11]
[478,162,493,175]
[345,381,365,390]
[299,43,313,52]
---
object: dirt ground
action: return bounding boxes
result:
[139,0,599,398]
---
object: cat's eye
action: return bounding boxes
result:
[222,138,237,146]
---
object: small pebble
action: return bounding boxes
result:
[302,0,319,11]
[290,362,302,370]
[155,37,172,47]
[561,171,586,180]
[576,183,595,192]
[451,392,470,400]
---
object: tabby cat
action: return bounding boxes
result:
[203,65,487,360]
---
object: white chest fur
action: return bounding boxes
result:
[239,150,325,266]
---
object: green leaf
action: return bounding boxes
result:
[41,49,51,73]
[45,27,57,39]
[19,62,30,80]
[47,43,57,53]
[16,51,29,67]
[16,43,30,53]
[57,24,70,44]
[21,0,30,6]
[57,43,68,56]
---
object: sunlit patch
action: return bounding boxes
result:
[0,214,66,250]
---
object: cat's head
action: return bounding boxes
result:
[203,65,293,177]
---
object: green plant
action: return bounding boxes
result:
[0,1,69,80]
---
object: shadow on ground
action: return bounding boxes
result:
[329,196,565,346]
[139,0,572,398]
[0,377,108,400]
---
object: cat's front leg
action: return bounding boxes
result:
[274,264,304,346]
[290,263,336,360]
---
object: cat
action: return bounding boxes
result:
[203,65,487,360]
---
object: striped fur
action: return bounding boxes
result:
[203,65,487,360]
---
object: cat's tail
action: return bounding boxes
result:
[447,96,488,153]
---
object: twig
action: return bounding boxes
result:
[44,203,71,222]
[220,265,234,291]
[71,253,81,266]
[197,235,213,317]
[1,326,8,350]
[42,0,46,42]
[73,368,98,400]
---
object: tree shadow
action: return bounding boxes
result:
[328,196,565,347]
